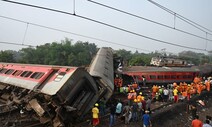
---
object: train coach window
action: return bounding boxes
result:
[157,75,163,79]
[30,72,44,79]
[164,75,170,79]
[0,69,7,74]
[171,75,176,79]
[12,70,23,76]
[150,75,156,79]
[20,71,33,77]
[188,75,192,78]
[55,72,66,82]
[183,75,188,78]
[5,69,14,75]
[177,75,183,79]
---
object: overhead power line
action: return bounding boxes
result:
[0,15,151,53]
[0,0,209,52]
[0,41,35,47]
[147,0,212,35]
[87,0,212,42]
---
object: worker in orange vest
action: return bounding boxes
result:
[128,90,133,100]
[205,80,211,91]
[187,84,191,100]
[118,78,123,88]
[137,92,143,102]
[152,85,158,99]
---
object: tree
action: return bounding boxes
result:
[18,38,98,66]
[0,50,16,62]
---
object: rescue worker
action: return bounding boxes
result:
[187,84,192,101]
[123,103,131,125]
[131,99,138,122]
[191,115,203,127]
[115,100,122,117]
[206,80,211,92]
[163,87,169,102]
[92,103,100,127]
[128,90,134,105]
[137,98,143,120]
[142,110,151,127]
[109,103,116,127]
[152,85,158,99]
[197,83,202,95]
[132,82,138,89]
[155,92,159,101]
[137,92,143,103]
[173,87,178,103]
[158,86,163,101]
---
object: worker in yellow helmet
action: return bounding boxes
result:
[137,92,143,102]
[92,103,99,127]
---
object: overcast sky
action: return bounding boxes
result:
[0,0,212,54]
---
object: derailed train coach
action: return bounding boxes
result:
[122,64,212,85]
[0,47,114,126]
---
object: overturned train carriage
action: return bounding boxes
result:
[0,48,114,126]
[88,47,114,101]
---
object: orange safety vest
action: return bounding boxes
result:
[206,81,211,91]
[118,79,123,87]
[132,83,138,89]
[152,86,157,93]
[132,92,137,99]
[128,93,133,100]
[182,91,187,97]
[137,95,142,102]
[114,78,119,86]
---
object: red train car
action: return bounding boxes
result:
[122,66,200,84]
[0,63,99,125]
[0,47,115,126]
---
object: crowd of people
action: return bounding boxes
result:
[91,93,152,127]
[151,76,211,103]
[90,76,212,127]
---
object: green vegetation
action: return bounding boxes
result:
[0,38,212,66]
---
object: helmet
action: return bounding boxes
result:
[145,110,149,113]
[95,103,99,107]
[139,92,142,95]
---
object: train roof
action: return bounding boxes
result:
[123,66,200,73]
